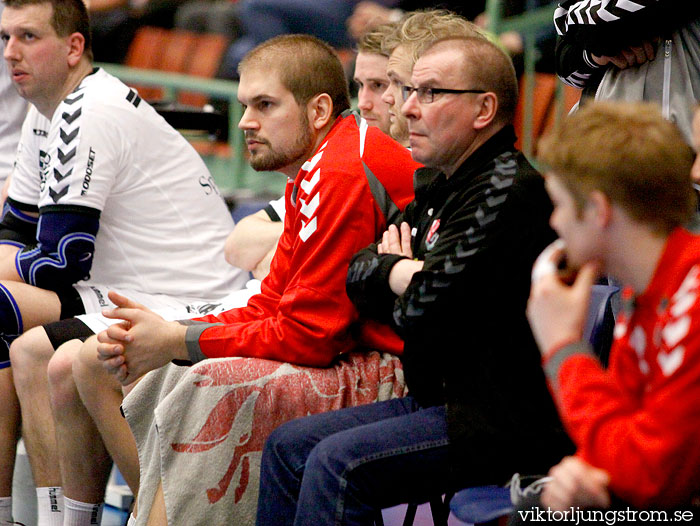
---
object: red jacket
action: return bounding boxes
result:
[546,227,700,507]
[189,112,419,366]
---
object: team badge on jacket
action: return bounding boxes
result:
[425,219,440,251]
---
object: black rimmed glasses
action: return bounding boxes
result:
[401,85,486,104]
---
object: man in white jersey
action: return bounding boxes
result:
[0,0,247,524]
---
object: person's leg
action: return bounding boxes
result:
[49,335,132,526]
[258,397,416,524]
[0,368,19,498]
[48,339,113,504]
[242,0,352,47]
[73,335,140,494]
[11,327,63,487]
[0,245,21,280]
[11,327,67,526]
[1,281,62,501]
[298,404,451,525]
[257,397,452,526]
[216,0,287,78]
[268,0,354,48]
[0,366,15,520]
[219,0,351,77]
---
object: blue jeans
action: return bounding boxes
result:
[256,396,452,526]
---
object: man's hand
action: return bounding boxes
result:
[377,222,413,257]
[527,241,599,357]
[377,222,424,295]
[542,456,611,511]
[96,291,188,385]
[592,40,657,69]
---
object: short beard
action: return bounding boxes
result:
[249,113,314,172]
[390,116,409,146]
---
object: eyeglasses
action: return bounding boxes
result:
[401,85,486,104]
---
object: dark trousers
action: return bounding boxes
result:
[256,396,453,526]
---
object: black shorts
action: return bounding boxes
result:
[0,287,90,367]
[44,317,95,351]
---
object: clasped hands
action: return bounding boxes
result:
[95,290,188,385]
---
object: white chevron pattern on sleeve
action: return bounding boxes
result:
[299,193,320,219]
[300,168,321,194]
[555,0,657,34]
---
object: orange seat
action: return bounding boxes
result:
[541,83,582,138]
[124,27,230,107]
[513,73,582,154]
[161,30,199,73]
[124,26,171,100]
[124,26,168,69]
[513,73,557,152]
[179,33,230,106]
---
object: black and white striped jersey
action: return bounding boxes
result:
[9,68,247,301]
[553,0,700,89]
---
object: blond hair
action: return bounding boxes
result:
[381,9,485,62]
[357,22,397,57]
[538,101,696,234]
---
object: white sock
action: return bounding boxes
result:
[36,487,64,526]
[127,513,137,526]
[63,497,103,526]
[0,496,12,524]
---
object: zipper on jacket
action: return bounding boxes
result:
[662,38,672,120]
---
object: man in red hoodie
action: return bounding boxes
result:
[526,101,700,512]
[69,34,419,526]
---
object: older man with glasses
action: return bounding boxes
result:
[256,35,574,526]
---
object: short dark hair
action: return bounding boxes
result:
[4,0,93,60]
[239,34,351,119]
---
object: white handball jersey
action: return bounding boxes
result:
[9,68,247,301]
[0,5,28,183]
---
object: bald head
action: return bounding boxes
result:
[421,36,518,126]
